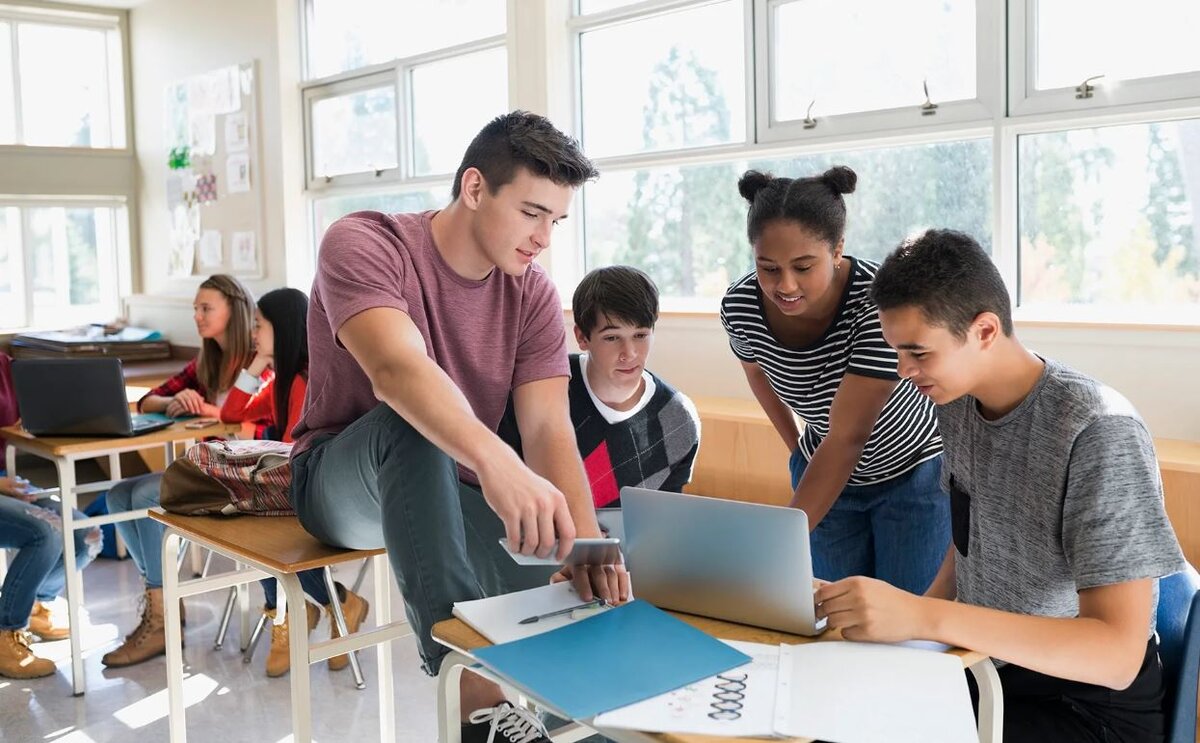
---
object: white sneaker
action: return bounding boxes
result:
[462,701,552,743]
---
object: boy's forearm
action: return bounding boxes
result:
[919,598,1146,689]
[522,425,602,538]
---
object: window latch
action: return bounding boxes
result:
[802,100,817,129]
[921,79,938,116]
[1075,74,1104,99]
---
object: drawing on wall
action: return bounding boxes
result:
[231,231,258,274]
[226,153,251,193]
[168,203,200,278]
[224,112,248,152]
[199,230,223,269]
[195,173,218,204]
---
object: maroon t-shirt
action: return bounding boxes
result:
[293,210,569,480]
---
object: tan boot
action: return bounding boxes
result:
[0,630,56,678]
[101,587,171,667]
[263,602,320,678]
[326,584,369,671]
[27,601,70,642]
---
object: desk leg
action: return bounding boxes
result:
[236,561,252,651]
[374,554,396,743]
[437,652,470,743]
[970,658,1004,743]
[282,573,313,743]
[56,458,86,696]
[163,530,187,743]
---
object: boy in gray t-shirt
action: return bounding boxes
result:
[814,229,1186,743]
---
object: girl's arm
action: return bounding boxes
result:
[139,359,202,413]
[790,373,897,528]
[739,360,801,452]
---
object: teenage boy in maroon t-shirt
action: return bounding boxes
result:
[290,111,629,743]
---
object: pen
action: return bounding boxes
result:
[518,598,607,625]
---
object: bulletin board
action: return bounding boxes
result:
[163,60,264,279]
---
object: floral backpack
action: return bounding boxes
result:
[160,439,295,516]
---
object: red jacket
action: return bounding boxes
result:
[219,372,307,443]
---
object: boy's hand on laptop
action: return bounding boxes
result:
[814,576,927,643]
[551,562,631,606]
[477,453,575,561]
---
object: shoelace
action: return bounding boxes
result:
[467,703,550,743]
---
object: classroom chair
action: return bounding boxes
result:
[1157,565,1200,743]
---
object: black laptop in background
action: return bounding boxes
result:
[12,358,176,437]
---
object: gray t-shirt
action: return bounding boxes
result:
[938,358,1185,631]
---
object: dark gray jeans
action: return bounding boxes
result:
[290,403,554,675]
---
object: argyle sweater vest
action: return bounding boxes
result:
[498,354,700,508]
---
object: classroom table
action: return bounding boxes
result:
[432,612,1003,743]
[2,419,238,695]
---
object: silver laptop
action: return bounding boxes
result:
[621,487,824,636]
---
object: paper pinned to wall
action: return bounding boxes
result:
[168,204,199,278]
[224,112,248,152]
[199,230,223,269]
[187,66,240,116]
[189,113,216,156]
[226,153,251,193]
[231,231,257,274]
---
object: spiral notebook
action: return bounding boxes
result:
[593,639,978,743]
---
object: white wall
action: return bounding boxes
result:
[125,0,304,328]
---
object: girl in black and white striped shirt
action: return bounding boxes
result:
[719,166,950,593]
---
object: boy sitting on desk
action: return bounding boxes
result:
[501,265,700,509]
[815,228,1186,742]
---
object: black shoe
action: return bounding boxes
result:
[460,701,552,743]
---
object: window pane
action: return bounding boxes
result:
[773,0,976,121]
[313,188,448,243]
[18,23,114,147]
[411,48,508,177]
[0,207,22,329]
[584,139,992,300]
[27,207,108,310]
[579,1,745,158]
[1035,0,1200,90]
[752,139,993,263]
[0,23,14,144]
[307,0,505,79]
[1019,120,1200,311]
[311,86,398,178]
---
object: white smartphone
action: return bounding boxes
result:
[499,537,622,567]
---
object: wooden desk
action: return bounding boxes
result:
[432,613,1002,743]
[1,420,238,695]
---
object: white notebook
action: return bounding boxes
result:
[452,582,611,645]
[594,639,978,743]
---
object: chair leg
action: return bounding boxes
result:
[213,586,238,650]
[200,549,215,578]
[323,566,367,690]
[243,611,269,664]
[351,557,370,595]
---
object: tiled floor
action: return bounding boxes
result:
[1,553,439,742]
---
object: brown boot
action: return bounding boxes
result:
[101,587,171,667]
[0,630,56,678]
[27,601,70,642]
[326,584,369,671]
[263,603,320,678]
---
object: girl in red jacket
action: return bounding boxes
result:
[221,287,369,678]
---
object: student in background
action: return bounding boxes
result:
[102,274,257,668]
[500,266,700,507]
[720,167,949,593]
[0,475,100,678]
[818,229,1185,742]
[220,287,368,678]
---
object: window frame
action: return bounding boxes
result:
[0,3,129,151]
[0,195,129,331]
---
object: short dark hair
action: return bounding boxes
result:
[871,229,1013,339]
[572,266,660,338]
[737,165,857,246]
[451,110,598,199]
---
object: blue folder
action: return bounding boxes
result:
[473,600,751,720]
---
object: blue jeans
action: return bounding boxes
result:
[290,403,555,675]
[0,496,101,629]
[106,473,166,588]
[260,570,331,610]
[790,450,950,594]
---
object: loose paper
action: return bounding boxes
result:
[226,153,251,193]
[189,113,216,156]
[224,112,248,152]
[199,230,223,269]
[231,231,257,273]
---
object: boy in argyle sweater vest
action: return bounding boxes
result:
[501,266,700,508]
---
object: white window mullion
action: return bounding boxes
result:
[397,62,412,179]
[10,21,22,144]
[19,207,34,326]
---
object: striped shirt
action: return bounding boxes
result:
[719,257,941,486]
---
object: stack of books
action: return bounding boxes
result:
[11,327,171,361]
